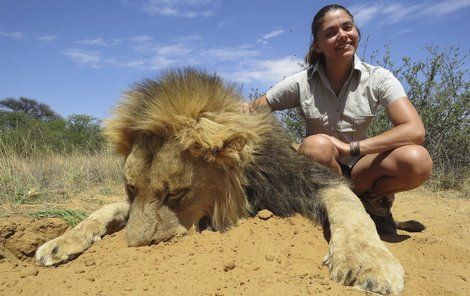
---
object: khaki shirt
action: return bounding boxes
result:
[266,55,406,142]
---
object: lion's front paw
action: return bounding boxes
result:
[323,239,404,295]
[35,232,98,266]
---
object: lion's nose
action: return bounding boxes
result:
[126,230,154,247]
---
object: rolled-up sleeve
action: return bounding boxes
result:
[375,68,407,107]
[266,75,300,111]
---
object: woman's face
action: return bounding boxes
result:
[314,9,359,63]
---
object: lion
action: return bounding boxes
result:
[36,68,404,295]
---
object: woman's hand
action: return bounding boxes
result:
[319,134,350,157]
[241,102,254,113]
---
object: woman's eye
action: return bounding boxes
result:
[325,31,336,38]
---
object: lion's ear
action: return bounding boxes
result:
[178,116,248,167]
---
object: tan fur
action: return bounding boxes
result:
[36,202,129,266]
[321,185,404,295]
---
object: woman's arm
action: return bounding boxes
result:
[241,95,274,113]
[326,97,425,156]
[360,97,425,154]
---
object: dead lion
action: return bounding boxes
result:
[36,69,404,295]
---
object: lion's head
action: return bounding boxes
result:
[105,69,270,247]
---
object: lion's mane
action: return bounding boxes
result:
[106,68,346,230]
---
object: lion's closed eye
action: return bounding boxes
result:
[166,188,190,203]
[125,184,138,202]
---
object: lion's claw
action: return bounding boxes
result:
[324,239,404,295]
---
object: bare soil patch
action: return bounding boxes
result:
[0,189,468,295]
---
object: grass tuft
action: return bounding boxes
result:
[28,209,88,227]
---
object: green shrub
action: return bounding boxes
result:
[0,98,106,156]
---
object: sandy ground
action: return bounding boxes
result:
[0,189,468,296]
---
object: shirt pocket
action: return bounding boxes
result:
[304,113,326,136]
[353,115,374,140]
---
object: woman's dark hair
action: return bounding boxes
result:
[304,4,360,67]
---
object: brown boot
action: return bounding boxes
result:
[360,191,397,235]
[360,191,425,234]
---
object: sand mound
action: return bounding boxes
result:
[0,190,468,295]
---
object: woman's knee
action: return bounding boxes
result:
[298,135,337,164]
[395,145,433,182]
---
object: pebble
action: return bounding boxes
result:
[265,254,275,262]
[257,209,273,220]
[319,280,329,286]
[19,268,38,278]
[309,273,324,280]
[84,259,96,266]
[223,260,236,271]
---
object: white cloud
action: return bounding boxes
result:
[217,17,234,27]
[350,0,470,27]
[229,56,303,83]
[155,44,194,56]
[76,38,108,46]
[422,0,470,16]
[142,0,218,18]
[257,29,285,44]
[62,49,102,68]
[350,5,381,27]
[0,30,24,40]
[130,35,153,43]
[38,35,57,42]
[201,46,259,61]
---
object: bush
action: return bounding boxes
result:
[368,46,469,189]
[0,98,106,156]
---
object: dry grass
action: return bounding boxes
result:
[0,147,123,215]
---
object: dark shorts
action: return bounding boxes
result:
[338,155,363,178]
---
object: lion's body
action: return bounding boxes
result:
[243,118,343,222]
[36,69,405,295]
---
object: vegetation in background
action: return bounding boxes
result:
[0,97,105,156]
[368,46,469,190]
[0,97,121,210]
[28,209,88,227]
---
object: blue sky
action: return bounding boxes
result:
[1,0,469,118]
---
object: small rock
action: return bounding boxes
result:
[74,269,86,274]
[19,268,38,278]
[265,254,275,262]
[257,209,273,220]
[223,260,236,271]
[86,275,95,282]
[319,280,329,286]
[309,273,324,280]
[84,259,95,266]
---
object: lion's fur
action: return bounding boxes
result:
[105,68,346,231]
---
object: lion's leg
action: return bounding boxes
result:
[320,185,404,295]
[36,202,129,266]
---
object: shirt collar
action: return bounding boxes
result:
[307,54,364,79]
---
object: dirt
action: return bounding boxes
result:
[0,189,468,296]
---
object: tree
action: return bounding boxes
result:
[0,97,61,121]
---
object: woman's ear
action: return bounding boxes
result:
[313,41,322,53]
